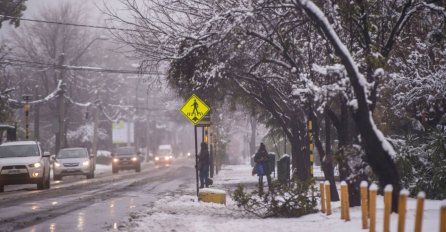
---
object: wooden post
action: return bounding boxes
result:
[440,203,446,232]
[345,182,350,221]
[369,183,378,232]
[414,192,425,232]
[320,182,326,213]
[383,185,393,232]
[325,181,332,215]
[341,181,347,220]
[397,189,409,232]
[360,181,369,229]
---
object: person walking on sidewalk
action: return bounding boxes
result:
[254,143,272,194]
[197,142,210,188]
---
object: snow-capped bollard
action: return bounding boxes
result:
[325,181,331,215]
[383,185,393,232]
[397,189,409,232]
[340,181,346,220]
[340,181,350,221]
[320,182,326,213]
[369,183,378,232]
[198,188,226,205]
[360,181,368,229]
[414,192,425,232]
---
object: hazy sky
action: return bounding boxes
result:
[1,0,129,40]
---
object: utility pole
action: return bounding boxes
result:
[55,54,66,154]
[34,86,40,140]
[92,99,100,157]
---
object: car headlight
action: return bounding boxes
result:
[82,160,90,166]
[28,162,41,168]
[187,152,191,156]
[131,157,138,161]
[155,157,159,161]
[113,158,119,163]
[164,156,170,161]
[54,162,61,167]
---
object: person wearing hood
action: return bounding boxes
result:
[197,142,210,188]
[254,142,272,194]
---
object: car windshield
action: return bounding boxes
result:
[159,149,171,155]
[58,149,87,159]
[0,144,39,158]
[116,147,134,156]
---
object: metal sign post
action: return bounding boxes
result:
[179,94,211,198]
[194,125,199,196]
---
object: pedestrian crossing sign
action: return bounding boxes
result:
[180,94,210,125]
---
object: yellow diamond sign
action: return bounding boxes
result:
[180,94,210,125]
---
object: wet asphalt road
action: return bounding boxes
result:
[0,158,195,232]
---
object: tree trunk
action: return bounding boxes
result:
[290,123,311,181]
[313,111,339,201]
[250,113,257,157]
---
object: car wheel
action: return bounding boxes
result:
[0,183,4,192]
[37,177,44,190]
[112,166,118,174]
[44,174,51,189]
[53,174,62,181]
[135,164,141,172]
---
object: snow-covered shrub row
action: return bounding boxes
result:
[390,129,446,199]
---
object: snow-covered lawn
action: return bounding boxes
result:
[120,164,444,232]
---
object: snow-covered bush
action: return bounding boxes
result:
[232,179,317,218]
[392,129,446,199]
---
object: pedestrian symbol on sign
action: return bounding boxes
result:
[180,94,210,125]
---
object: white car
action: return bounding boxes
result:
[0,141,51,192]
[53,147,95,180]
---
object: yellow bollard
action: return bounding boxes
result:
[440,203,446,232]
[341,181,347,220]
[383,184,393,232]
[345,182,350,221]
[414,192,425,232]
[397,189,409,232]
[325,181,332,215]
[320,182,326,213]
[369,183,378,232]
[360,181,369,229]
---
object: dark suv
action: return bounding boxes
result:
[0,141,51,192]
[112,146,141,173]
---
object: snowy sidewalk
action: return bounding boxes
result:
[118,164,443,232]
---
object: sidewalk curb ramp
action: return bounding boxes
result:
[198,188,226,205]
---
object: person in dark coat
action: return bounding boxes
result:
[197,142,210,188]
[254,142,272,194]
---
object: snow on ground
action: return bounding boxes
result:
[119,164,443,232]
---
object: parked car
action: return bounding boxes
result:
[0,141,51,192]
[154,144,174,166]
[112,146,141,173]
[53,147,95,180]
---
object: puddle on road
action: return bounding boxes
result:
[18,196,146,232]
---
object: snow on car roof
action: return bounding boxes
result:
[0,141,38,146]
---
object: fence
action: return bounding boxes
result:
[319,180,446,232]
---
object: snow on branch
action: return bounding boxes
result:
[0,80,63,108]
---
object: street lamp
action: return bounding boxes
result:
[22,94,32,140]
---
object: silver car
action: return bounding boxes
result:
[53,147,95,180]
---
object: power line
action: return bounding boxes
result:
[1,58,161,75]
[0,14,139,32]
